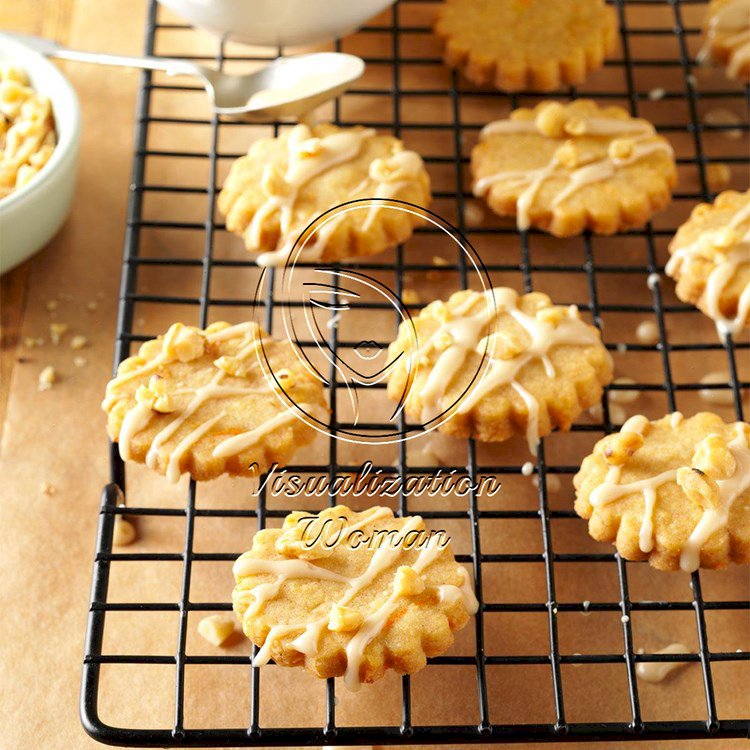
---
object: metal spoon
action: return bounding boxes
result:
[2,32,365,120]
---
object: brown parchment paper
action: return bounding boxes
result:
[1,2,749,750]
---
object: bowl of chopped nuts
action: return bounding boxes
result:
[0,33,81,275]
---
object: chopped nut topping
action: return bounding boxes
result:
[555,140,581,169]
[563,116,587,136]
[275,518,335,560]
[521,292,553,314]
[609,138,634,161]
[38,365,56,391]
[692,434,737,480]
[40,482,56,496]
[536,306,565,327]
[261,164,290,197]
[676,466,720,510]
[393,566,426,597]
[428,300,451,324]
[73,356,87,368]
[535,102,568,138]
[197,615,236,646]
[70,334,88,350]
[296,136,323,159]
[46,299,58,312]
[490,331,526,360]
[599,430,644,466]
[162,323,205,362]
[463,200,485,227]
[214,355,249,378]
[49,322,68,345]
[434,330,454,351]
[636,320,659,345]
[432,255,449,267]
[328,604,364,632]
[113,516,137,546]
[608,377,640,404]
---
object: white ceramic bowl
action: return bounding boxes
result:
[156,0,396,48]
[0,33,81,275]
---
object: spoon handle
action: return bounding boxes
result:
[4,32,203,80]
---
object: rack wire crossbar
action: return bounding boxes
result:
[82,0,750,745]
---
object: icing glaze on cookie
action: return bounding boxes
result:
[474,113,674,231]
[666,196,750,337]
[241,124,426,266]
[409,287,606,454]
[233,508,478,690]
[699,0,750,80]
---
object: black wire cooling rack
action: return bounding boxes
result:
[81,0,750,745]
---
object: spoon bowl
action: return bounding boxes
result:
[5,33,365,121]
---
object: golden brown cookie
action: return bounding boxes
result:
[574,412,750,572]
[218,123,431,266]
[232,505,478,689]
[471,100,677,236]
[434,0,617,92]
[699,0,750,83]
[102,322,327,482]
[386,287,613,453]
[666,189,750,337]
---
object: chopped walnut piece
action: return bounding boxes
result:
[70,334,88,350]
[393,565,426,597]
[328,604,364,632]
[38,365,56,391]
[692,434,737,480]
[598,430,644,466]
[49,322,68,345]
[676,466,720,510]
[112,516,137,546]
[197,615,236,646]
[402,288,421,306]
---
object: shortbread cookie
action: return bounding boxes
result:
[666,189,750,337]
[699,0,750,83]
[386,287,613,453]
[574,412,750,572]
[102,322,327,482]
[434,0,616,92]
[232,505,478,689]
[471,100,677,236]
[218,123,431,267]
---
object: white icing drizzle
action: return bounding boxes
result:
[413,288,604,455]
[242,125,425,267]
[589,414,750,569]
[666,196,750,337]
[699,0,750,80]
[104,322,309,483]
[680,422,750,572]
[474,115,673,231]
[636,643,692,684]
[234,510,478,690]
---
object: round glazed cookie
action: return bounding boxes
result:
[699,0,750,83]
[232,505,478,690]
[385,287,613,453]
[666,189,750,337]
[574,412,750,572]
[471,100,677,236]
[102,322,327,482]
[218,123,431,267]
[433,0,617,92]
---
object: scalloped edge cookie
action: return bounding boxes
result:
[102,321,327,482]
[232,505,478,689]
[434,0,617,92]
[218,123,431,267]
[386,287,613,453]
[574,412,750,572]
[471,100,677,236]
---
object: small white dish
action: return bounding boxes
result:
[156,0,396,48]
[0,33,81,275]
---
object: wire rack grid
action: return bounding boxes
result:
[81,0,750,746]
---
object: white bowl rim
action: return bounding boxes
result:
[0,32,81,215]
